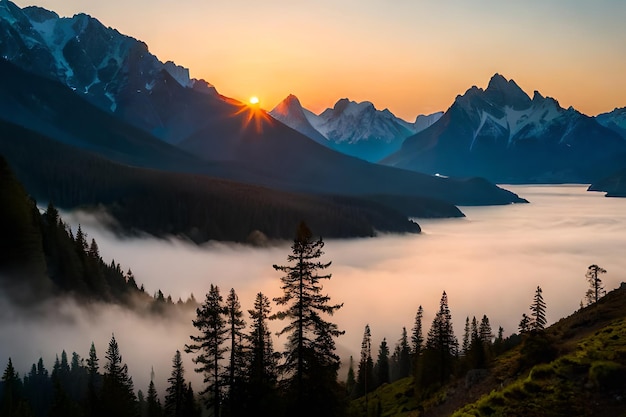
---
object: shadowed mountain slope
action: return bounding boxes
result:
[384,74,626,183]
[0,120,427,242]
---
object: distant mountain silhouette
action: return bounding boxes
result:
[383,74,626,183]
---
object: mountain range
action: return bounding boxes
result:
[270,77,626,185]
[382,74,626,183]
[270,95,442,162]
[0,1,525,243]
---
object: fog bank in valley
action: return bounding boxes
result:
[2,185,625,389]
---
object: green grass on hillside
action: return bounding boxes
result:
[452,317,626,416]
[349,287,626,417]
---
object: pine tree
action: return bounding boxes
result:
[68,352,87,405]
[493,326,505,355]
[224,288,245,416]
[479,315,493,344]
[182,383,200,417]
[101,334,137,417]
[24,357,52,417]
[530,286,547,332]
[374,339,390,388]
[146,368,163,417]
[518,313,530,335]
[411,306,424,357]
[585,264,606,305]
[164,351,186,417]
[356,324,374,397]
[88,238,100,260]
[272,221,344,417]
[466,315,486,369]
[345,356,356,396]
[398,327,411,378]
[1,358,27,416]
[85,342,101,417]
[247,292,277,415]
[186,284,227,416]
[424,291,458,386]
[462,317,471,355]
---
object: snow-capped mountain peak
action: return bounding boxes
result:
[0,0,214,114]
[269,94,329,146]
[384,73,626,183]
[270,95,443,162]
[314,98,414,144]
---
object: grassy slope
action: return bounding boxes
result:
[351,286,626,417]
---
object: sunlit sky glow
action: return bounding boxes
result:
[11,0,626,120]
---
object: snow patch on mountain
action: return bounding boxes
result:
[596,107,626,139]
[269,94,329,146]
[163,61,192,88]
[311,98,415,145]
[473,95,563,144]
[414,112,443,133]
[0,0,214,115]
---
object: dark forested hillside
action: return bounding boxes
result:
[0,156,50,301]
[0,156,193,310]
[0,122,423,243]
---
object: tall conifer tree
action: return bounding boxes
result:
[186,284,227,416]
[146,367,163,417]
[101,335,137,417]
[411,306,424,356]
[247,292,277,415]
[164,351,186,417]
[272,221,344,417]
[424,291,457,385]
[224,288,245,416]
[374,339,390,388]
[585,264,606,305]
[356,324,373,397]
[530,286,547,332]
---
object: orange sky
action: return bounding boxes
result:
[12,0,626,121]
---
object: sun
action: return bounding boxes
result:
[249,96,259,105]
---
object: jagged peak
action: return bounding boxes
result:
[22,5,58,22]
[283,93,302,106]
[484,73,531,109]
[270,94,308,118]
[332,98,375,116]
[487,72,507,87]
[486,73,525,96]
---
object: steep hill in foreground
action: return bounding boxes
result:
[352,285,626,417]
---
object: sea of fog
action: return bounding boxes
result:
[2,185,626,392]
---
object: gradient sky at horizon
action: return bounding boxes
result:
[10,0,626,121]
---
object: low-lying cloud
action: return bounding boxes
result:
[2,185,626,389]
